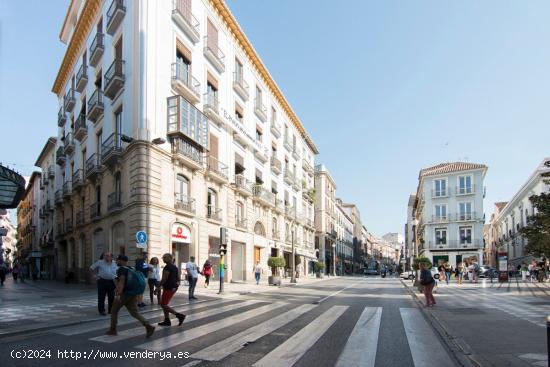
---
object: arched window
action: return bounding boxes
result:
[254,221,265,236]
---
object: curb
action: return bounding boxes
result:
[400,279,479,367]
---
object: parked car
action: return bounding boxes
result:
[480,267,499,278]
[400,268,440,280]
[364,268,380,275]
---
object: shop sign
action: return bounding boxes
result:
[172,223,191,243]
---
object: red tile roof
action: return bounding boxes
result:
[419,162,487,178]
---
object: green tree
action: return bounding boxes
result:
[522,192,550,257]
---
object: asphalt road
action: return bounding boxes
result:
[1,277,458,367]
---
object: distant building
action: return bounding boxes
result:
[413,162,488,267]
[490,158,550,266]
[0,209,18,265]
[404,194,416,269]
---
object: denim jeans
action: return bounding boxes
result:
[255,272,261,284]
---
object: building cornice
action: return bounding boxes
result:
[52,0,102,96]
[209,0,319,155]
[35,137,57,167]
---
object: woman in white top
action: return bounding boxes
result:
[147,257,162,305]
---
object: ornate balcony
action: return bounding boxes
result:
[72,169,84,192]
[427,239,483,250]
[75,64,88,93]
[172,0,200,43]
[107,191,123,213]
[206,155,228,184]
[234,174,252,197]
[254,98,267,122]
[64,132,75,156]
[285,205,296,220]
[58,107,66,127]
[75,210,85,227]
[175,194,196,215]
[101,133,123,168]
[55,190,63,206]
[166,95,209,148]
[56,146,66,166]
[90,202,101,221]
[171,138,204,171]
[283,136,292,152]
[64,88,76,112]
[89,32,104,67]
[302,158,313,174]
[106,0,125,36]
[65,218,74,233]
[292,148,300,161]
[203,91,223,125]
[252,184,276,208]
[85,153,102,181]
[104,59,125,99]
[62,181,72,199]
[171,62,200,104]
[206,205,222,223]
[270,157,282,175]
[270,121,281,138]
[274,199,284,214]
[235,216,247,230]
[74,113,88,142]
[456,185,476,196]
[283,168,295,186]
[87,89,104,123]
[233,72,249,101]
[203,36,225,73]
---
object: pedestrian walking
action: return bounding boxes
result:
[457,262,465,285]
[12,264,19,282]
[201,260,212,288]
[253,261,263,285]
[521,263,528,281]
[89,252,117,316]
[106,255,154,337]
[444,262,451,285]
[528,261,535,282]
[420,262,436,307]
[157,253,186,327]
[147,257,161,305]
[135,252,149,308]
[185,256,199,300]
[19,259,28,283]
[0,262,7,286]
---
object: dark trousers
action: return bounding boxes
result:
[204,275,210,286]
[97,279,116,313]
[110,294,150,331]
[0,270,5,285]
[188,277,197,298]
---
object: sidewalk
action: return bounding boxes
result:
[0,275,337,337]
[401,279,548,367]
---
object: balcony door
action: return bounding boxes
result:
[176,48,191,84]
[435,228,447,245]
[236,201,244,222]
[207,19,218,52]
[459,226,472,244]
[114,108,122,148]
[176,174,189,203]
[207,188,217,215]
[458,176,472,194]
[459,202,472,220]
[434,179,446,197]
[209,133,219,170]
[434,204,447,220]
[115,38,122,60]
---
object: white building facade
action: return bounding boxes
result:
[414,162,488,268]
[491,158,550,266]
[49,0,318,283]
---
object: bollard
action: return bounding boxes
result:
[547,315,550,367]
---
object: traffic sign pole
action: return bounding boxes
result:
[219,227,227,294]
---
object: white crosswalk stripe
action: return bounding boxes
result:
[191,303,316,361]
[335,307,382,367]
[49,297,456,367]
[90,299,263,343]
[136,302,288,352]
[53,298,232,336]
[400,308,455,367]
[252,305,348,367]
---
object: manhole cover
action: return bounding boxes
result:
[448,308,485,315]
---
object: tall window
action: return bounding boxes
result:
[459,226,472,244]
[176,49,191,83]
[458,176,472,194]
[434,179,447,197]
[435,228,447,245]
[256,127,262,143]
[236,201,244,221]
[255,86,262,107]
[175,174,189,202]
[96,130,102,155]
[434,204,447,220]
[96,185,101,214]
[114,107,122,147]
[272,217,278,237]
[207,188,217,216]
[235,58,243,83]
[114,172,121,196]
[459,202,472,220]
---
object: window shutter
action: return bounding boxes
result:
[209,133,219,158]
[207,19,218,51]
[207,71,219,90]
[176,39,192,63]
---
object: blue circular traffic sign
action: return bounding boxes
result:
[136,231,148,244]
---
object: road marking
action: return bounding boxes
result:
[252,305,348,367]
[136,302,287,351]
[90,300,262,343]
[181,360,202,367]
[191,304,316,361]
[400,308,455,367]
[335,307,382,367]
[313,283,359,304]
[53,299,229,336]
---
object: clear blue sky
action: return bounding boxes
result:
[1,1,549,237]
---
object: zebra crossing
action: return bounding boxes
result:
[48,297,456,367]
[435,282,550,327]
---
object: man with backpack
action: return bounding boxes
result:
[106,255,155,338]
